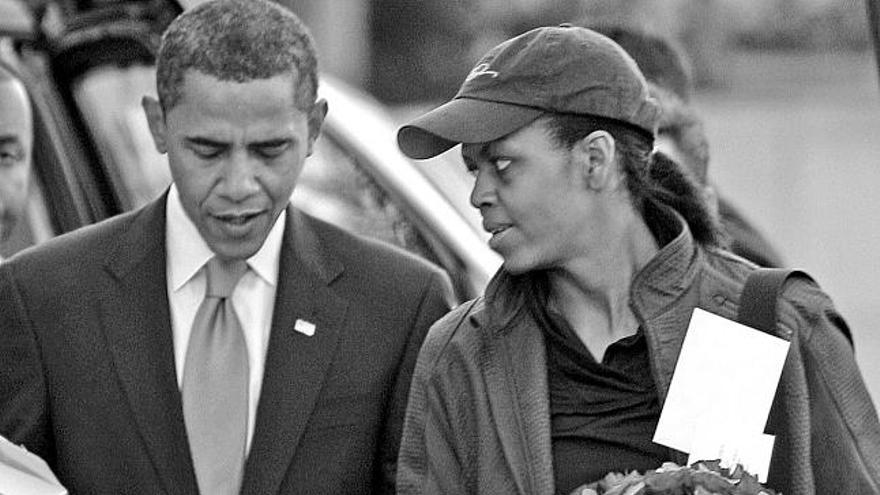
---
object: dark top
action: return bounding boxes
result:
[531,293,670,494]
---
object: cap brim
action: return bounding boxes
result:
[398,98,544,159]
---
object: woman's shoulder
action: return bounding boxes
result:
[700,247,847,344]
[416,297,491,375]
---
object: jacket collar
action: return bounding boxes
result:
[101,192,201,494]
[241,207,349,495]
[629,205,701,321]
[478,205,701,334]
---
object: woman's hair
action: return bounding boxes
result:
[545,113,723,247]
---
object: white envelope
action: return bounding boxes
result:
[653,308,790,478]
[0,435,67,495]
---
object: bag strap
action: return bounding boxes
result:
[737,269,804,335]
[736,268,853,346]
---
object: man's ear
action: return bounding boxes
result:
[573,130,616,190]
[306,98,328,156]
[142,96,168,154]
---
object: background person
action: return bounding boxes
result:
[0,1,451,494]
[395,25,880,495]
[589,23,786,268]
[0,65,33,261]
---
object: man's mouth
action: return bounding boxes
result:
[215,211,263,226]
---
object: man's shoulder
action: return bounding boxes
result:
[6,208,144,270]
[301,211,444,278]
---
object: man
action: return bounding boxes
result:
[0,65,33,260]
[0,1,451,494]
[590,23,786,268]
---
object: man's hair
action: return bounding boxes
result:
[585,23,710,185]
[652,84,710,184]
[587,23,693,103]
[544,114,722,247]
[156,0,318,111]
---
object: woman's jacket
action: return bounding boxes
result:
[397,209,880,495]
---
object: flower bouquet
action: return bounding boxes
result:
[569,460,778,495]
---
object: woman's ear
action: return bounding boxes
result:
[573,130,616,190]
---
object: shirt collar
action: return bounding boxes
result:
[166,184,286,291]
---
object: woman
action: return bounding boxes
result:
[395,25,880,495]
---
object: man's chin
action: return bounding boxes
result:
[207,238,265,261]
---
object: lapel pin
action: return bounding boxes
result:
[294,319,316,337]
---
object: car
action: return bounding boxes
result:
[0,0,500,303]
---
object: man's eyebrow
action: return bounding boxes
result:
[249,137,294,147]
[184,136,226,147]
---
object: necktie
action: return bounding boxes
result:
[183,257,250,495]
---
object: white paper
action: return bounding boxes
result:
[653,308,789,465]
[687,414,776,482]
[0,435,67,495]
[0,463,67,495]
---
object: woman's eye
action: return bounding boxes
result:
[492,158,512,172]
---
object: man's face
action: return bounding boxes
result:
[0,78,33,242]
[462,119,603,275]
[144,70,326,261]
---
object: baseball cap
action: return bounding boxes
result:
[397,25,661,160]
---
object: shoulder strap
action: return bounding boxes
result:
[736,268,807,335]
[737,268,852,346]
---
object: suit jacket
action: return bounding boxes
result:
[0,194,452,494]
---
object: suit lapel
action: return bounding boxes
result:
[241,209,349,495]
[100,195,198,495]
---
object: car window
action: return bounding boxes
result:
[73,64,170,211]
[293,133,440,266]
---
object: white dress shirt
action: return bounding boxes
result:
[165,184,285,450]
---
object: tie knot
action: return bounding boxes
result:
[204,257,248,298]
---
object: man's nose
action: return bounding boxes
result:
[220,151,261,200]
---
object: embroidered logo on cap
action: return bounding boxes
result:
[465,63,499,83]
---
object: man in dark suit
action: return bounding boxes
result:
[0,1,451,493]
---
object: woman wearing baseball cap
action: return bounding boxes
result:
[395,25,880,495]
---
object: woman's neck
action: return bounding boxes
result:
[546,214,659,361]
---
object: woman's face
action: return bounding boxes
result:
[462,119,605,274]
